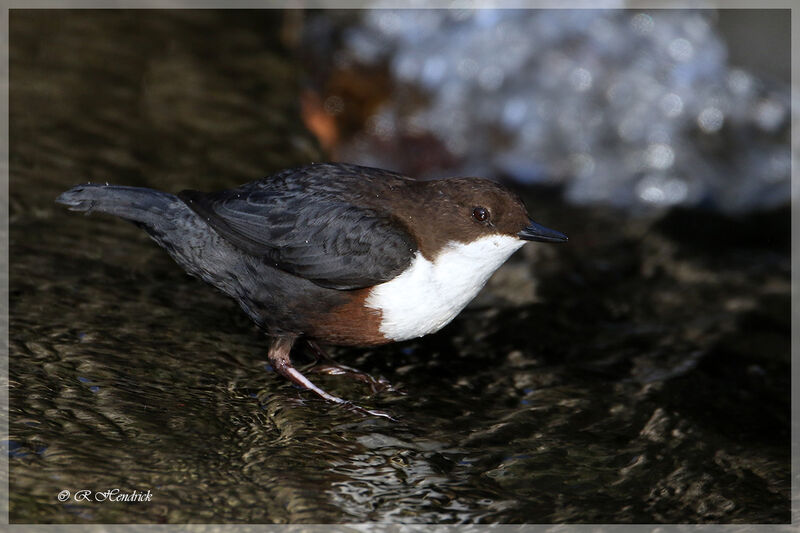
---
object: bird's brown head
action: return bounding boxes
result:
[396,177,567,259]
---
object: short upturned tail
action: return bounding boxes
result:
[56,184,178,226]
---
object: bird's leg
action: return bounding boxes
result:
[268,336,347,404]
[305,339,396,393]
[267,336,395,420]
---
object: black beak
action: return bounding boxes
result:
[518,219,568,243]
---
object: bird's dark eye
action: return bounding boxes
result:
[472,206,490,222]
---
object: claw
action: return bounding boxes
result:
[342,401,398,421]
[310,364,396,393]
[267,336,395,420]
[305,339,400,394]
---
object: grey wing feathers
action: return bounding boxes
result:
[178,185,416,290]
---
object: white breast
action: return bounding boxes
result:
[365,235,525,342]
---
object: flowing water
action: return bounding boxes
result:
[8,10,790,524]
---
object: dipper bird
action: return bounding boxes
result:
[56,163,567,416]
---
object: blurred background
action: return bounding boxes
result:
[9,8,791,524]
[296,9,791,214]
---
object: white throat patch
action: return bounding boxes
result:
[365,235,525,342]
